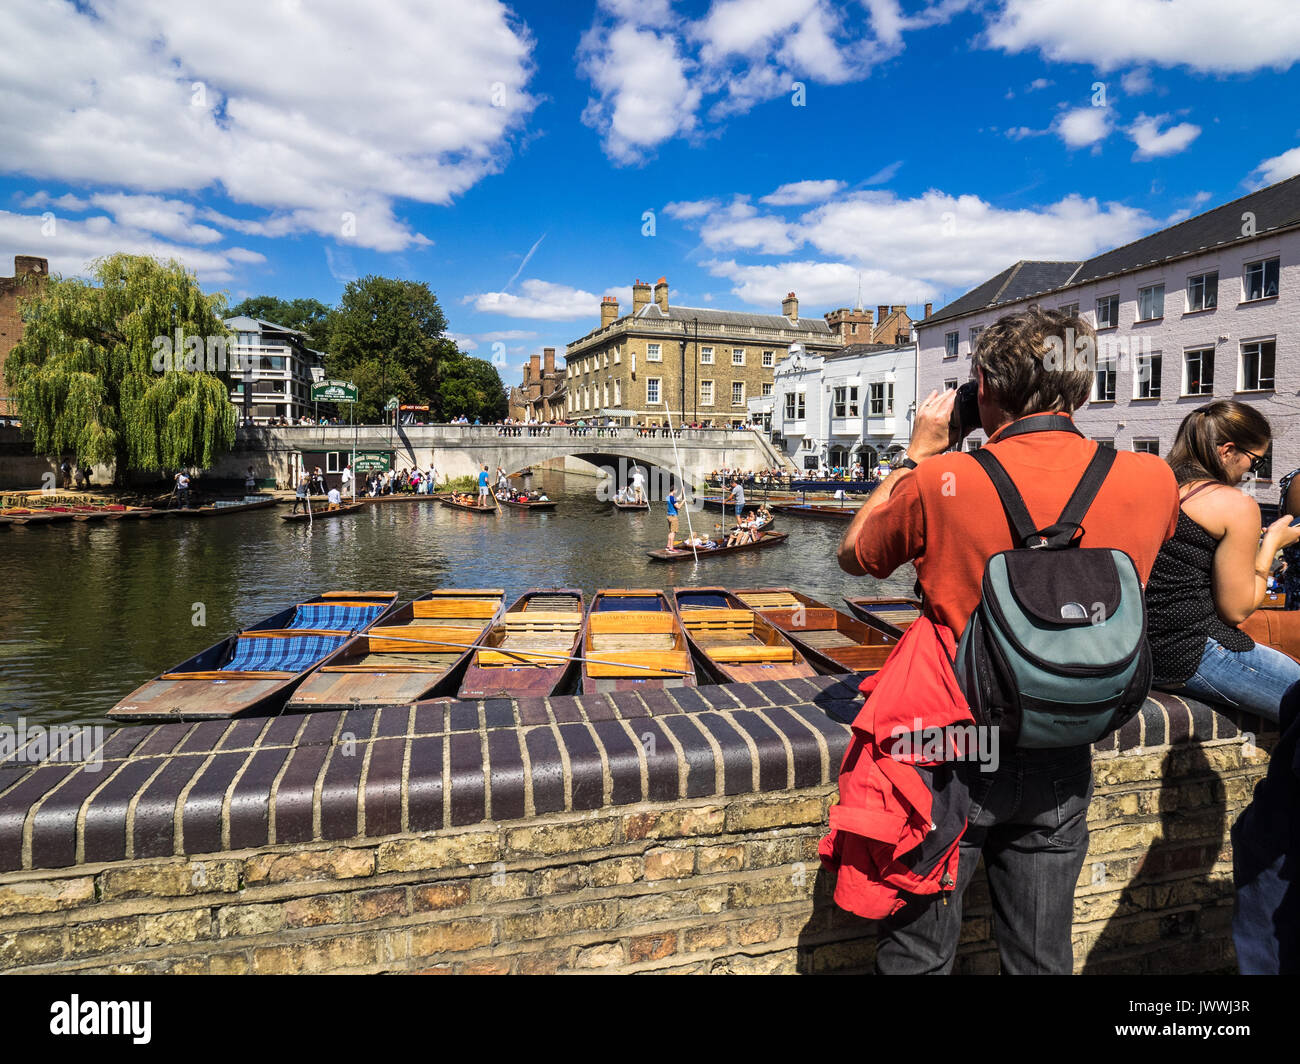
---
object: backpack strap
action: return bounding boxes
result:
[971,443,1116,549]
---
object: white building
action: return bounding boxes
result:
[917,174,1300,487]
[224,315,326,424]
[762,341,917,471]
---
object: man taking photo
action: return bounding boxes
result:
[836,306,1179,974]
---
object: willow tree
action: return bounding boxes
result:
[4,254,236,483]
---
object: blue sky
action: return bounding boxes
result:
[2,0,1299,381]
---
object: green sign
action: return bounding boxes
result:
[353,451,392,472]
[385,396,400,411]
[311,380,358,402]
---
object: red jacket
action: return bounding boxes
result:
[818,615,975,920]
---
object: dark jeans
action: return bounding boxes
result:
[875,744,1094,975]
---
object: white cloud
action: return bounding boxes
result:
[1055,106,1113,148]
[16,192,91,212]
[1027,77,1053,91]
[578,0,966,161]
[0,0,536,252]
[467,279,606,321]
[1128,114,1201,159]
[864,160,904,185]
[1250,145,1300,186]
[1005,126,1047,141]
[986,0,1300,73]
[697,199,803,255]
[1121,68,1154,94]
[664,199,723,220]
[0,208,263,282]
[760,180,846,206]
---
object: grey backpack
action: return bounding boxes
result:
[954,417,1152,749]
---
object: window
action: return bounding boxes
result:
[1095,295,1119,329]
[968,326,983,350]
[700,346,714,365]
[762,350,774,367]
[614,380,621,406]
[1244,258,1280,302]
[797,392,805,418]
[1137,284,1164,321]
[732,381,745,406]
[1183,347,1214,396]
[943,378,958,391]
[945,332,959,358]
[1187,272,1218,312]
[1256,445,1274,482]
[646,378,661,405]
[1093,354,1117,401]
[732,348,745,366]
[1134,351,1162,399]
[604,383,610,407]
[887,382,895,415]
[701,380,714,406]
[326,451,341,473]
[761,382,773,396]
[1240,339,1276,391]
[784,393,795,419]
[646,343,662,362]
[869,382,886,415]
[1093,438,1115,449]
[614,347,621,365]
[832,386,859,418]
[1133,439,1160,455]
[966,439,982,452]
[1059,302,1079,317]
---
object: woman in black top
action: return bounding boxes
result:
[1146,402,1300,722]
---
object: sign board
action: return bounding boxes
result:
[385,396,400,411]
[353,451,392,473]
[311,380,358,403]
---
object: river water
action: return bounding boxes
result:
[0,471,913,727]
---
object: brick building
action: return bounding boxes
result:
[565,278,852,427]
[0,255,49,419]
[508,347,566,421]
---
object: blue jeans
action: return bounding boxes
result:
[1181,636,1300,725]
[734,501,744,517]
[875,745,1093,974]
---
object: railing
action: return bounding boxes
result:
[234,423,765,446]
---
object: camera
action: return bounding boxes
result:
[949,379,980,442]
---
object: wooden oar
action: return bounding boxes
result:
[355,632,696,676]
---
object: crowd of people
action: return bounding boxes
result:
[667,505,773,552]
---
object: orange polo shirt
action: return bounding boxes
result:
[854,414,1180,635]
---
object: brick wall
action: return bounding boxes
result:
[0,678,1271,974]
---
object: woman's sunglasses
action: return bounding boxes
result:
[1238,445,1267,474]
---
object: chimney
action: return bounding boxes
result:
[924,302,933,319]
[632,279,651,314]
[529,353,540,382]
[14,255,48,278]
[654,276,669,313]
[600,295,618,328]
[782,292,798,320]
[543,347,555,375]
[877,305,889,324]
[891,304,906,315]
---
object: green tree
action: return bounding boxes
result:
[434,354,508,422]
[327,276,454,422]
[5,254,236,483]
[228,295,332,349]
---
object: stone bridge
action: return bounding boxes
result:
[212,424,789,490]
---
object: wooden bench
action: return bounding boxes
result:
[706,645,795,664]
[585,650,691,678]
[365,625,483,654]
[587,612,677,634]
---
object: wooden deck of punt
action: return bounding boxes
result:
[439,497,498,514]
[842,596,923,640]
[735,588,898,674]
[280,500,368,522]
[646,530,788,562]
[0,508,72,524]
[108,591,399,721]
[770,503,859,521]
[580,590,696,693]
[170,496,279,518]
[671,587,819,683]
[612,500,651,511]
[457,590,584,699]
[495,494,557,511]
[285,589,506,709]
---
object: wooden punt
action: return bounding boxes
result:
[457,590,584,699]
[0,507,72,525]
[612,499,650,511]
[646,530,788,562]
[735,588,897,675]
[108,591,399,721]
[45,505,115,522]
[842,596,923,640]
[171,496,279,518]
[285,589,505,709]
[579,589,697,694]
[671,586,820,683]
[439,496,498,514]
[494,493,557,511]
[280,500,368,522]
[771,502,859,521]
